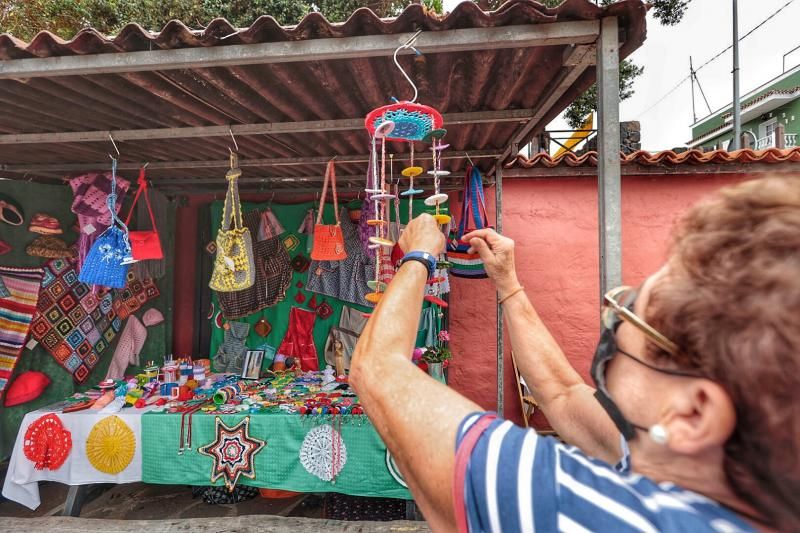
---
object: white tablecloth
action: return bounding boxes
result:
[2,406,153,509]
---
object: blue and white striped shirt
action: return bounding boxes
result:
[456,413,755,532]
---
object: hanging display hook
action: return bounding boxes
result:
[465,152,474,166]
[393,30,423,104]
[228,127,239,154]
[108,133,120,160]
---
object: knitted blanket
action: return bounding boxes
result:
[0,267,44,398]
[29,257,158,383]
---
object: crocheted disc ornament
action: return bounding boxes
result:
[86,415,136,474]
[299,423,347,483]
[23,413,72,470]
[364,102,443,142]
[198,416,265,491]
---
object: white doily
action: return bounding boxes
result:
[299,424,347,482]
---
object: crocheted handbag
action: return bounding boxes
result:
[78,159,134,289]
[124,167,163,260]
[311,160,347,261]
[209,155,255,292]
[447,165,490,279]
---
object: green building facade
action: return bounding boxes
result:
[688,64,800,150]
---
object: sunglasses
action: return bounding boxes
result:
[592,286,703,440]
[602,285,680,356]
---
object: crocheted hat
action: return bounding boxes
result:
[28,213,63,235]
[26,235,75,259]
[0,193,24,226]
[4,371,51,407]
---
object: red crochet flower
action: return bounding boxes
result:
[23,413,72,470]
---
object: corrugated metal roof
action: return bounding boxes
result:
[0,0,647,192]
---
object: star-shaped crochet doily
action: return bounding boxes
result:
[198,416,265,490]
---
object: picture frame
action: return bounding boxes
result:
[242,350,265,380]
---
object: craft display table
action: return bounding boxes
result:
[3,404,411,512]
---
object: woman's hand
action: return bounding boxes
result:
[399,213,446,257]
[462,228,519,294]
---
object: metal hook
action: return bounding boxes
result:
[229,127,239,153]
[393,30,423,103]
[465,152,474,166]
[108,133,120,159]
[142,162,150,169]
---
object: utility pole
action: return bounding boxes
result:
[690,56,697,123]
[732,0,742,150]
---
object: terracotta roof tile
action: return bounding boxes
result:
[504,147,800,169]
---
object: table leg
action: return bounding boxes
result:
[62,485,90,517]
[405,499,421,521]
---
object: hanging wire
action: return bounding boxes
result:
[393,30,423,103]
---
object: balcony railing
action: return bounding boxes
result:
[755,133,797,149]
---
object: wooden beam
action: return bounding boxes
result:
[0,109,536,145]
[0,22,600,79]
[1,149,503,173]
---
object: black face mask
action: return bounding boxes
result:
[591,318,640,440]
[591,290,701,441]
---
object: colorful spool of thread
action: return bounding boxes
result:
[213,383,242,405]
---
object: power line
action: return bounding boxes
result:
[634,0,797,117]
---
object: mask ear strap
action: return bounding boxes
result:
[594,389,639,441]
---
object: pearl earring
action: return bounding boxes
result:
[648,424,669,445]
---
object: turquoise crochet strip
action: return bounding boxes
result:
[141,412,411,499]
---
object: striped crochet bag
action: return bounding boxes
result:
[447,165,490,279]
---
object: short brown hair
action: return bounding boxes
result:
[647,175,800,530]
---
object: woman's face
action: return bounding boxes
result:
[604,269,678,432]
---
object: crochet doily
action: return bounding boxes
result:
[385,450,408,488]
[86,415,135,474]
[23,414,72,470]
[299,424,347,482]
[198,416,265,491]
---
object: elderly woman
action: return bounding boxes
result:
[349,176,798,532]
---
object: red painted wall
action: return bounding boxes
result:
[446,173,745,427]
[173,173,748,427]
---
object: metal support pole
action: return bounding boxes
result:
[495,167,504,416]
[596,17,622,303]
[690,56,697,123]
[732,0,742,150]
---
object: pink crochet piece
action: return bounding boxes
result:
[70,172,130,269]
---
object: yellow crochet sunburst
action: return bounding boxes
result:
[86,415,136,474]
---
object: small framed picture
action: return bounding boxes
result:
[242,350,265,380]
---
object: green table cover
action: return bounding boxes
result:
[142,411,411,499]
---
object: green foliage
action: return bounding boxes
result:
[563,59,644,129]
[0,0,444,40]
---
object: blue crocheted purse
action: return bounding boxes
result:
[78,159,134,289]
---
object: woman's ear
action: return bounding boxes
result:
[662,380,736,455]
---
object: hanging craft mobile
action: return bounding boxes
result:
[198,416,265,491]
[363,30,450,303]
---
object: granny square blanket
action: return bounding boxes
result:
[29,257,158,383]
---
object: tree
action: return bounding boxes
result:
[0,0,442,40]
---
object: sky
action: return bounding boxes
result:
[442,0,800,151]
